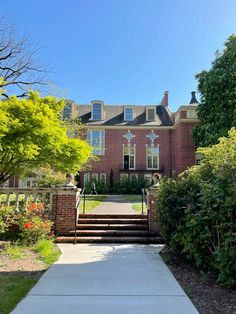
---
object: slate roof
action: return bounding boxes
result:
[77,104,173,127]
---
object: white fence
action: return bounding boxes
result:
[0,188,53,211]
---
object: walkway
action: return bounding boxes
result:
[91,194,136,214]
[12,244,199,314]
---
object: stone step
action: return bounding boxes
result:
[79,214,148,219]
[76,223,148,230]
[56,236,163,244]
[69,230,148,236]
[78,218,147,224]
[56,236,151,244]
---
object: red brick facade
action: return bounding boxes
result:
[51,189,80,235]
[80,105,198,186]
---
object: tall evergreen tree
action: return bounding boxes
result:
[192,34,236,147]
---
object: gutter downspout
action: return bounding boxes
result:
[168,129,172,177]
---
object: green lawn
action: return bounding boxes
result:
[124,194,147,214]
[0,194,25,205]
[0,240,60,314]
[79,195,108,213]
[0,274,38,314]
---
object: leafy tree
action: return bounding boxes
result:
[192,34,236,147]
[0,92,92,185]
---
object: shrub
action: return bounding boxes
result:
[0,206,15,238]
[16,203,53,244]
[157,129,236,287]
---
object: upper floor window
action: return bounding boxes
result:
[146,107,155,121]
[124,107,134,121]
[87,129,105,155]
[92,103,102,120]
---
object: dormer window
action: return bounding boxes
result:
[146,107,156,121]
[124,107,134,121]
[91,101,104,120]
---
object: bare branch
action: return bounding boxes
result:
[0,19,50,98]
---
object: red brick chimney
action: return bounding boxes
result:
[160,91,169,107]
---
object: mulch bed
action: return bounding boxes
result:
[0,240,46,275]
[160,247,236,314]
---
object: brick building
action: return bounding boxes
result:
[77,91,199,186]
[4,91,199,188]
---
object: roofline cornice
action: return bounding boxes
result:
[81,118,199,130]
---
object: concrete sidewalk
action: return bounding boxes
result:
[91,195,136,214]
[12,244,199,314]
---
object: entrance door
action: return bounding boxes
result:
[124,155,129,170]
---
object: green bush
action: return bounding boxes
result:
[157,129,236,287]
[0,206,15,238]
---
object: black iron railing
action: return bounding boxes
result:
[141,188,147,215]
[141,188,149,242]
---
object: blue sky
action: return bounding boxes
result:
[2,0,236,110]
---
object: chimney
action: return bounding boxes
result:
[160,91,169,107]
[189,91,198,105]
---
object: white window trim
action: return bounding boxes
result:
[100,173,107,183]
[144,173,152,184]
[130,173,138,181]
[91,173,98,181]
[84,173,90,185]
[91,100,104,120]
[87,129,105,156]
[123,144,136,170]
[124,106,134,121]
[146,106,156,121]
[146,144,159,170]
[120,173,128,181]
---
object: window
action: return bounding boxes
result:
[91,173,98,181]
[84,173,90,185]
[146,145,159,169]
[147,108,155,121]
[124,107,133,121]
[87,129,105,155]
[120,173,128,181]
[100,173,106,182]
[144,174,152,185]
[123,145,135,170]
[130,173,138,181]
[92,103,102,120]
[195,152,203,165]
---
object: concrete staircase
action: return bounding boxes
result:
[56,214,162,244]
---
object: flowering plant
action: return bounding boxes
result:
[17,203,53,244]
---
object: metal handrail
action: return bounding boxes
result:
[74,188,85,245]
[141,188,147,215]
[141,188,149,242]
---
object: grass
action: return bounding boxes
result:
[0,239,60,314]
[5,244,27,260]
[79,195,108,212]
[33,239,61,266]
[0,274,38,314]
[0,194,25,206]
[124,194,147,214]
